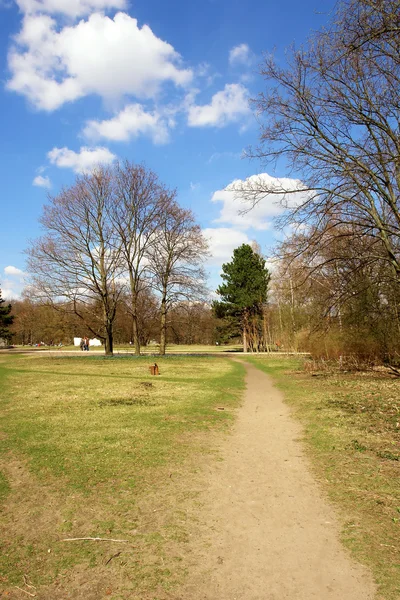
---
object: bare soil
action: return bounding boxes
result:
[176,360,376,600]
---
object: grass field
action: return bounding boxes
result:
[2,350,399,599]
[0,352,245,599]
[247,355,400,600]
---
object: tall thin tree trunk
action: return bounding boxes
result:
[242,310,248,353]
[159,295,167,355]
[263,307,269,353]
[289,276,296,350]
[132,310,141,355]
[277,294,284,349]
[335,262,343,333]
[130,282,141,355]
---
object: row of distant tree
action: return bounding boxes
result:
[2,228,400,362]
[6,292,216,348]
[2,242,269,351]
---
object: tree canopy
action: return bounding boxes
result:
[27,161,208,355]
[240,0,400,283]
[214,244,270,352]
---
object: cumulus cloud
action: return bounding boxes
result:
[7,12,193,111]
[2,268,26,298]
[1,287,20,300]
[202,227,251,267]
[4,266,25,278]
[187,83,250,128]
[212,173,308,231]
[48,146,117,173]
[83,103,171,144]
[15,0,127,17]
[229,43,252,66]
[33,174,51,188]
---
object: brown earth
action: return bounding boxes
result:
[176,360,376,600]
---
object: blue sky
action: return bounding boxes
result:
[0,0,334,299]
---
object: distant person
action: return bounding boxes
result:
[84,336,90,351]
[80,338,84,351]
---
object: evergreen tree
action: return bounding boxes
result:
[0,287,14,343]
[214,244,270,352]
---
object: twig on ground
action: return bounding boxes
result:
[61,537,129,542]
[386,364,400,377]
[15,586,36,597]
[105,551,122,565]
[23,575,36,590]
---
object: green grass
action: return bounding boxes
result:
[0,352,245,599]
[247,355,400,600]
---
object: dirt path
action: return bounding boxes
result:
[177,360,376,600]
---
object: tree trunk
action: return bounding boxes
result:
[243,327,248,353]
[242,310,248,353]
[132,311,141,355]
[129,283,141,355]
[263,308,269,353]
[104,319,113,356]
[159,296,167,355]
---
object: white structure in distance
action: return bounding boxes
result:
[73,337,102,347]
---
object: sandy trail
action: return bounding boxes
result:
[178,360,376,600]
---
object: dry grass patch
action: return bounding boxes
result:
[247,355,400,600]
[0,353,245,599]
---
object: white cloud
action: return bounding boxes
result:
[48,146,117,173]
[203,227,251,267]
[1,287,20,300]
[83,103,171,144]
[4,266,25,278]
[187,83,250,128]
[229,43,252,66]
[212,173,308,231]
[7,12,193,111]
[2,268,26,299]
[33,174,51,188]
[16,0,127,17]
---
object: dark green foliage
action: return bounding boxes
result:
[0,287,14,342]
[213,245,270,350]
[214,315,241,345]
[215,244,270,313]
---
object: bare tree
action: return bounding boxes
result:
[27,167,123,355]
[241,0,400,281]
[111,161,170,355]
[148,203,209,355]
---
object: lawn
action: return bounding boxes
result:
[247,355,400,600]
[0,352,245,600]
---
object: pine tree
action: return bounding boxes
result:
[0,287,14,343]
[214,244,270,352]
